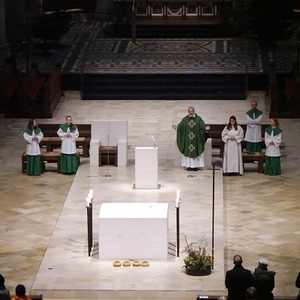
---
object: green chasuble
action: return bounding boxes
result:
[176,113,206,158]
[246,108,263,119]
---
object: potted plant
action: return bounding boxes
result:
[182,235,214,276]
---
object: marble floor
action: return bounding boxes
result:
[0,91,299,300]
[14,20,297,75]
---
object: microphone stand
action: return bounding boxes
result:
[104,131,111,177]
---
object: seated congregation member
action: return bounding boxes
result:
[245,286,257,300]
[11,284,31,300]
[0,274,10,300]
[264,117,282,176]
[23,119,43,176]
[57,116,79,174]
[221,115,244,176]
[296,272,300,299]
[253,258,276,300]
[225,255,254,300]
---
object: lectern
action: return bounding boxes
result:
[135,146,158,189]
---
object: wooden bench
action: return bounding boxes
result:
[242,151,265,173]
[99,146,118,166]
[0,61,22,114]
[22,152,81,173]
[207,124,269,157]
[22,152,61,173]
[1,64,63,118]
[39,124,91,157]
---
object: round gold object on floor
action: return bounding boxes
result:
[122,260,131,267]
[113,260,121,267]
[132,260,140,267]
[141,260,150,267]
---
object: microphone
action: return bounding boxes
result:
[151,135,156,148]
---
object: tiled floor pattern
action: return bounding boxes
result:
[79,38,262,74]
[17,20,300,75]
[0,91,299,299]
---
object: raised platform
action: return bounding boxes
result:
[31,163,224,299]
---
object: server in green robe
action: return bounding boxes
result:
[23,119,43,175]
[245,100,263,152]
[172,106,209,171]
[264,117,282,176]
[57,116,79,174]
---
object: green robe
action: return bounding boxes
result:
[176,113,207,158]
[24,127,43,176]
[58,123,78,174]
[264,126,283,176]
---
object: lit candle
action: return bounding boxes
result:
[86,196,90,207]
[89,189,93,199]
[176,189,181,208]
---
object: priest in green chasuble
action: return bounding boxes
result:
[172,106,210,171]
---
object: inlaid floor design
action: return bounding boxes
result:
[14,19,297,76]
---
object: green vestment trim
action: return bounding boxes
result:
[265,126,283,136]
[24,127,41,135]
[60,123,77,133]
[176,113,206,158]
[246,108,263,118]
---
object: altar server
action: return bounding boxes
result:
[23,119,43,176]
[57,116,79,174]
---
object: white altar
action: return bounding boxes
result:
[135,147,158,189]
[98,203,169,260]
[90,120,128,167]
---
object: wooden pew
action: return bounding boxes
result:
[39,123,91,157]
[2,64,63,118]
[206,124,269,157]
[43,65,63,117]
[22,152,61,173]
[0,61,22,114]
[22,151,80,173]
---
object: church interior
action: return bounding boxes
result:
[0,1,299,300]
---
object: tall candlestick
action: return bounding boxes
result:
[176,189,181,208]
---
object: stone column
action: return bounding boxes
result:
[94,0,114,20]
[0,0,10,66]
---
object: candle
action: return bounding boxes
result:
[176,189,181,208]
[86,196,91,207]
